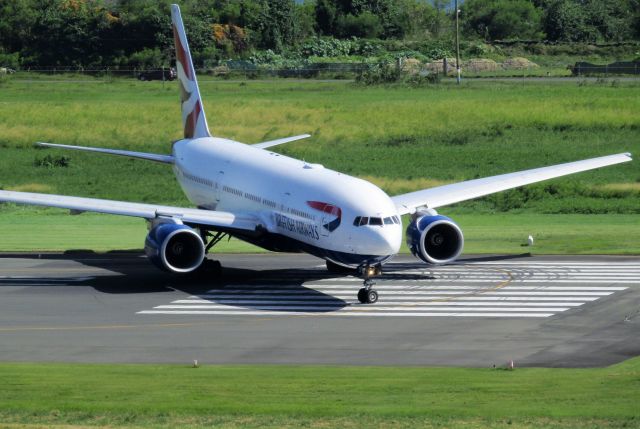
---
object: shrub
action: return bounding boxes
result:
[34,155,70,168]
[356,62,400,85]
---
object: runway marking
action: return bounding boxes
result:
[138,310,556,317]
[0,322,223,332]
[138,261,635,318]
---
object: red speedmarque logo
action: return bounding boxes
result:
[307,201,342,232]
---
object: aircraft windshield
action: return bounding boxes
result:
[353,215,400,227]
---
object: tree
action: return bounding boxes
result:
[315,0,338,36]
[336,11,383,38]
[462,0,543,40]
[543,0,596,42]
[294,1,316,42]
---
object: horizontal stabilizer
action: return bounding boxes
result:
[37,142,174,164]
[253,134,311,150]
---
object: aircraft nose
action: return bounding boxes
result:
[370,224,402,255]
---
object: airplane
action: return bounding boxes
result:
[0,5,632,304]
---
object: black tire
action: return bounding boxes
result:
[357,288,368,304]
[326,260,356,275]
[366,289,378,304]
[187,259,222,279]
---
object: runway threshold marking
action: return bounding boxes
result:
[138,261,637,318]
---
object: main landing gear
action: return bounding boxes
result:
[357,264,382,304]
[192,230,227,277]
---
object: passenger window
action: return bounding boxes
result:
[353,216,361,226]
[359,217,369,226]
[383,217,393,225]
[370,217,382,226]
[393,216,400,224]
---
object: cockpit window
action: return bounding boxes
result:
[353,215,400,227]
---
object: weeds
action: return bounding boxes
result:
[33,154,70,168]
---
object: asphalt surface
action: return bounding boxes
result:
[0,252,638,367]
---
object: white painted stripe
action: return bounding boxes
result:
[137,310,554,317]
[0,276,94,282]
[464,261,640,268]
[197,290,613,296]
[172,299,583,307]
[408,266,640,270]
[395,268,640,274]
[192,294,600,301]
[395,273,640,278]
[214,285,628,292]
[154,304,568,312]
[301,285,628,291]
[311,278,639,284]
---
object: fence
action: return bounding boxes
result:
[570,61,640,76]
[5,59,640,81]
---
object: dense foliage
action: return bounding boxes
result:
[0,0,638,69]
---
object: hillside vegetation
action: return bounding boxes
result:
[1,0,638,72]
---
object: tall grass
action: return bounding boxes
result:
[0,79,638,215]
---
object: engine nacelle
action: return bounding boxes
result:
[144,223,205,273]
[406,213,464,264]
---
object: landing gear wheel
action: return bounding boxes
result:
[358,288,367,303]
[357,287,378,304]
[366,289,378,304]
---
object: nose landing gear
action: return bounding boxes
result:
[357,264,382,304]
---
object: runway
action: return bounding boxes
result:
[0,253,638,367]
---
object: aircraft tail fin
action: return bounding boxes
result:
[171,4,211,140]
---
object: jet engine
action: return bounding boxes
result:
[144,223,205,273]
[406,211,464,264]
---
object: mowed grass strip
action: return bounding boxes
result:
[0,359,639,428]
[0,209,637,254]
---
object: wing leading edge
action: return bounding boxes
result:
[37,142,174,164]
[392,152,633,215]
[0,190,259,232]
[252,134,311,149]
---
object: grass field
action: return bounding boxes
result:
[0,77,638,253]
[0,209,637,255]
[0,358,639,428]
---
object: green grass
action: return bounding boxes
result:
[0,208,636,254]
[0,78,638,253]
[0,359,639,428]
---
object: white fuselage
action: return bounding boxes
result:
[172,137,402,267]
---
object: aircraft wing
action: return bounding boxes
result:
[37,142,175,164]
[391,153,633,215]
[252,134,311,149]
[0,190,259,232]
